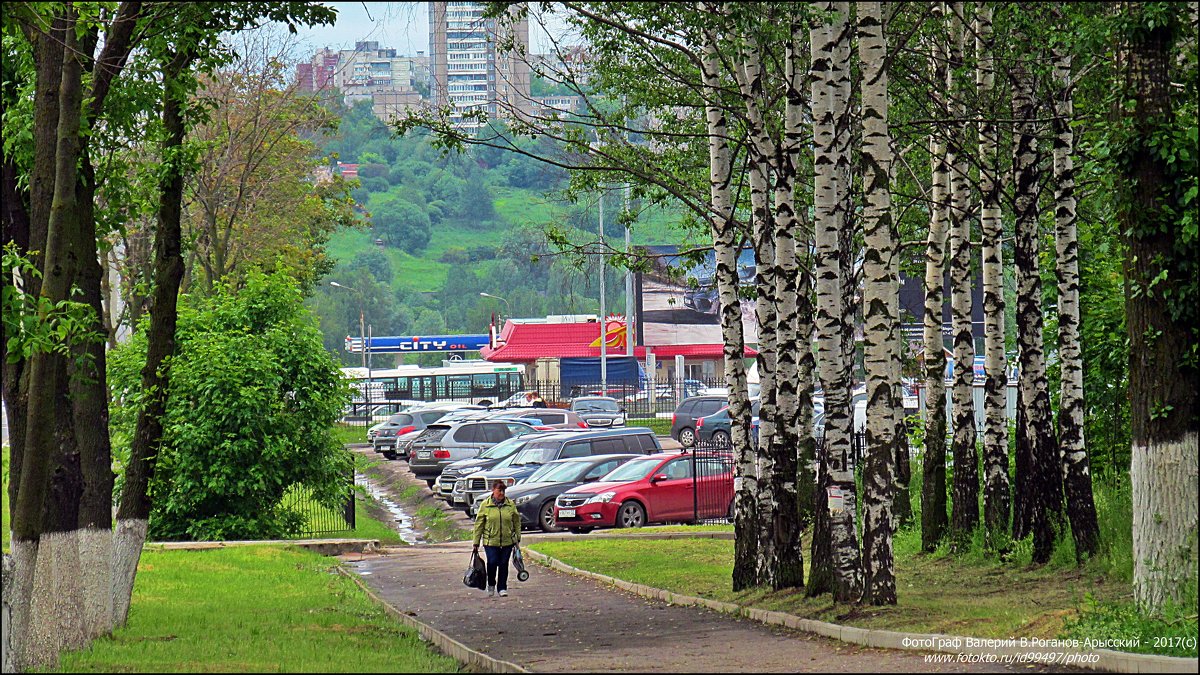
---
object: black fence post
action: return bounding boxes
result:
[344,468,356,531]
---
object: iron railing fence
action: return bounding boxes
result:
[338,377,732,427]
[281,468,356,537]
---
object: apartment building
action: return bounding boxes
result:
[429,1,531,130]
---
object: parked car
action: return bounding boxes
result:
[554,451,734,532]
[408,419,542,484]
[483,408,588,430]
[506,454,641,532]
[695,399,762,446]
[391,428,426,461]
[461,428,662,515]
[372,409,454,455]
[435,433,556,502]
[669,395,728,447]
[568,396,627,428]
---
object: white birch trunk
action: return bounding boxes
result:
[703,30,757,592]
[1051,46,1100,560]
[857,0,897,606]
[920,3,950,552]
[946,1,978,541]
[810,0,861,602]
[975,2,1010,544]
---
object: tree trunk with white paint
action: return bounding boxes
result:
[857,0,897,606]
[1114,8,1199,614]
[975,1,1010,547]
[946,1,978,544]
[1050,45,1100,561]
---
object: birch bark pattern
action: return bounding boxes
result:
[975,2,1010,545]
[809,0,862,602]
[920,2,950,552]
[857,0,897,605]
[1011,48,1063,564]
[1050,46,1100,561]
[946,0,978,542]
[702,31,757,593]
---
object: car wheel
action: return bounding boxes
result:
[539,501,562,533]
[678,427,695,448]
[477,400,492,407]
[712,430,731,447]
[568,527,594,534]
[425,479,436,488]
[616,501,646,529]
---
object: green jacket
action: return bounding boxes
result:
[473,496,521,547]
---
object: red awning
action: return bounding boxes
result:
[647,344,758,359]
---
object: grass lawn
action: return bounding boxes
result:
[52,546,461,673]
[527,517,1195,658]
[627,417,672,436]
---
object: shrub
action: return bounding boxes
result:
[109,271,352,541]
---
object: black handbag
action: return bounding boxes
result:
[463,550,486,590]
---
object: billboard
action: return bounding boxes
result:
[345,335,491,354]
[635,246,759,347]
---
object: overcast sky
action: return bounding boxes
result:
[286,2,571,57]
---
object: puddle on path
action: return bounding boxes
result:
[356,472,424,545]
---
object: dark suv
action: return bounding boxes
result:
[695,399,761,446]
[408,419,540,484]
[670,395,728,447]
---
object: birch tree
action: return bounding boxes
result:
[809,0,862,602]
[946,0,978,543]
[975,0,1011,547]
[1010,41,1063,565]
[857,0,898,605]
[920,2,950,552]
[1049,35,1101,561]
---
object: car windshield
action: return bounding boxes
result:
[599,457,662,483]
[386,414,414,426]
[573,399,620,413]
[509,440,562,466]
[477,437,528,460]
[524,461,582,483]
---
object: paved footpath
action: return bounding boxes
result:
[344,540,1068,673]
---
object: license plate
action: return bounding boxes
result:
[559,509,576,518]
[417,450,431,459]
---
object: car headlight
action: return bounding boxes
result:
[584,491,616,505]
[514,493,538,506]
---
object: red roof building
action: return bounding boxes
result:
[481,317,756,382]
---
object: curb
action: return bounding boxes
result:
[146,539,380,556]
[521,547,1198,674]
[336,566,529,673]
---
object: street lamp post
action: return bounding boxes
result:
[331,281,372,413]
[479,292,511,324]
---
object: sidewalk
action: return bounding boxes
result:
[342,541,1057,673]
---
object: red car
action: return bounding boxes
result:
[553,451,733,532]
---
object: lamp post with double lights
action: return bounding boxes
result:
[330,281,372,413]
[479,292,511,325]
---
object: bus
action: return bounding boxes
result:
[341,360,527,408]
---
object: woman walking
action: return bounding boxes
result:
[472,482,522,597]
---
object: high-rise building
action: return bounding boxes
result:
[296,48,339,93]
[429,2,530,130]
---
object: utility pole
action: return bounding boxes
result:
[599,189,607,391]
[625,182,634,358]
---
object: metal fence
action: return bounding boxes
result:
[337,377,731,427]
[281,469,356,537]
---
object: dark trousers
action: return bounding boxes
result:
[483,545,513,591]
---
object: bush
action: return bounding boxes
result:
[109,271,353,541]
